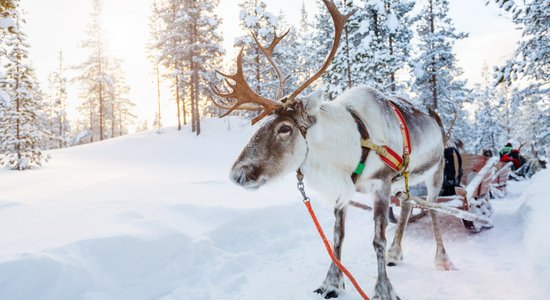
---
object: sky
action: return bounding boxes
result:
[20,0,521,128]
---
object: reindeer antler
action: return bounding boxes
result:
[251,29,291,100]
[285,0,353,105]
[211,0,351,124]
[211,47,283,125]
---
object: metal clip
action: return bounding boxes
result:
[296,170,309,202]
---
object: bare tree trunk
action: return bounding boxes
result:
[175,74,182,130]
[385,1,396,92]
[182,89,187,125]
[89,105,94,143]
[155,62,161,130]
[344,25,352,88]
[193,20,201,136]
[15,63,20,162]
[118,109,122,136]
[190,72,196,133]
[111,101,115,138]
[429,0,438,110]
[98,13,104,141]
[58,51,64,148]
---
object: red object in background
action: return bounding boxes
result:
[500,154,521,169]
[501,154,512,162]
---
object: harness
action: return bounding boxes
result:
[295,101,412,300]
[348,102,412,193]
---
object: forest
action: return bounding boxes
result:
[0,0,548,170]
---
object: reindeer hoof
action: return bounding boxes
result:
[314,287,339,299]
[386,247,403,267]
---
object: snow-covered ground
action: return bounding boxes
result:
[1,118,549,300]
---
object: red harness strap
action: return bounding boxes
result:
[303,198,370,300]
[360,102,411,172]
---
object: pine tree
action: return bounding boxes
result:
[318,0,414,99]
[154,0,186,130]
[47,51,70,148]
[234,0,281,98]
[295,2,315,88]
[0,7,49,170]
[76,0,135,143]
[470,64,501,153]
[104,59,135,137]
[185,0,224,135]
[489,0,549,156]
[490,0,549,85]
[152,0,224,134]
[412,0,468,127]
[321,0,352,100]
[76,0,108,142]
[148,0,163,132]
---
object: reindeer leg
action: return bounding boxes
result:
[427,161,455,270]
[315,205,347,299]
[386,197,414,266]
[372,182,399,300]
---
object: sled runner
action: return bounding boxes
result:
[388,154,513,233]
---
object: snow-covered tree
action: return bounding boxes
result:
[151,0,224,135]
[185,0,224,135]
[76,0,134,143]
[0,8,49,170]
[318,0,415,99]
[470,64,501,153]
[412,0,468,127]
[152,0,186,130]
[234,0,281,98]
[46,51,70,149]
[321,0,353,99]
[488,0,549,156]
[75,0,109,142]
[294,2,318,91]
[489,0,548,85]
[147,0,163,132]
[350,0,414,92]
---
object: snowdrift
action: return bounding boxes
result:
[0,118,548,299]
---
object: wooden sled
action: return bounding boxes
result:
[387,155,513,233]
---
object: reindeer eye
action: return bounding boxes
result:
[278,124,292,134]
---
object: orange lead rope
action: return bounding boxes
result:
[297,101,410,300]
[296,171,370,300]
[303,199,370,300]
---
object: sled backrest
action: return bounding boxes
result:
[460,153,489,186]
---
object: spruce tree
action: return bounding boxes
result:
[0,8,49,170]
[76,0,134,142]
[412,0,468,127]
[489,0,549,156]
[234,0,281,98]
[47,51,70,149]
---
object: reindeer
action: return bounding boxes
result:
[211,1,454,299]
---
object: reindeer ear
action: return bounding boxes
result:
[301,89,324,116]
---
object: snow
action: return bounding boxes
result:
[244,14,257,27]
[385,13,399,33]
[0,90,10,105]
[0,117,549,299]
[0,16,16,29]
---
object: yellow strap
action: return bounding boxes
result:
[361,139,388,156]
[403,170,411,200]
[361,140,411,200]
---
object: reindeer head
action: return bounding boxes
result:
[211,0,351,189]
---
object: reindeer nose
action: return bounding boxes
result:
[231,164,261,186]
